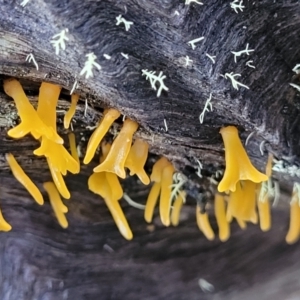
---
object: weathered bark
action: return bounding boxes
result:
[1,0,300,299]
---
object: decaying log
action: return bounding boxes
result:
[1,0,300,299]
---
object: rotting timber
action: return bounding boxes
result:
[1,1,300,299]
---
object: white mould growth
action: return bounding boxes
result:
[290,83,300,92]
[221,72,249,90]
[142,69,169,97]
[206,53,216,64]
[116,15,133,31]
[121,53,129,59]
[185,56,193,67]
[20,0,30,7]
[195,159,203,178]
[70,80,78,95]
[185,0,203,5]
[187,37,205,50]
[103,54,111,60]
[50,29,69,56]
[80,52,101,79]
[231,43,254,63]
[199,93,213,124]
[273,159,300,179]
[25,53,38,70]
[163,118,168,132]
[292,64,300,74]
[230,0,245,14]
[123,193,146,210]
[246,60,255,69]
[170,173,188,203]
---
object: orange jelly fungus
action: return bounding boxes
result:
[170,191,186,227]
[83,109,121,164]
[3,78,63,144]
[196,205,215,241]
[43,182,68,229]
[144,157,173,224]
[214,194,230,242]
[286,183,300,244]
[64,94,80,129]
[93,119,139,178]
[0,208,12,232]
[68,133,80,165]
[6,153,44,205]
[218,126,268,193]
[125,138,150,185]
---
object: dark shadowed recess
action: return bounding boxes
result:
[1,0,300,299]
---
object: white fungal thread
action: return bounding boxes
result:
[122,115,126,122]
[292,64,300,74]
[103,54,111,60]
[116,15,133,31]
[291,183,300,206]
[259,140,266,156]
[187,37,205,50]
[25,53,39,70]
[206,53,216,64]
[121,53,129,59]
[163,118,168,132]
[245,131,255,146]
[185,56,193,67]
[231,44,254,63]
[142,69,169,97]
[20,0,30,7]
[195,159,203,178]
[221,72,249,90]
[272,159,300,178]
[84,99,88,117]
[70,80,78,95]
[103,244,115,253]
[185,0,203,5]
[174,10,180,15]
[272,181,280,207]
[198,279,215,293]
[199,93,213,124]
[50,29,69,56]
[123,193,145,210]
[230,0,245,14]
[80,52,101,79]
[170,173,187,203]
[70,122,74,132]
[290,83,300,92]
[246,60,255,69]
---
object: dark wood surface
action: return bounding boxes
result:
[1,1,300,299]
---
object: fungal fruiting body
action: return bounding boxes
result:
[196,205,215,241]
[124,138,150,185]
[286,183,300,244]
[6,153,44,205]
[0,207,12,232]
[218,126,268,193]
[93,119,138,178]
[214,194,230,242]
[83,108,121,164]
[43,182,68,229]
[171,191,186,226]
[88,143,132,240]
[64,94,79,129]
[3,78,63,144]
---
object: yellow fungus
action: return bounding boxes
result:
[170,192,185,227]
[88,172,133,240]
[150,157,170,182]
[0,207,12,232]
[125,139,150,185]
[84,109,121,164]
[93,119,139,178]
[64,94,80,129]
[43,182,68,229]
[286,184,300,244]
[47,158,70,199]
[159,163,175,226]
[4,78,63,144]
[196,205,215,241]
[34,138,80,175]
[37,82,62,130]
[6,153,44,205]
[144,182,161,223]
[214,194,230,242]
[68,133,80,164]
[257,192,271,232]
[218,126,268,193]
[236,218,247,230]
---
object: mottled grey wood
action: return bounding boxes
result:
[0,0,300,299]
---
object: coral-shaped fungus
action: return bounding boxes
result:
[218,126,268,193]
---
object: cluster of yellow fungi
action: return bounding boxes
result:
[0,78,299,244]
